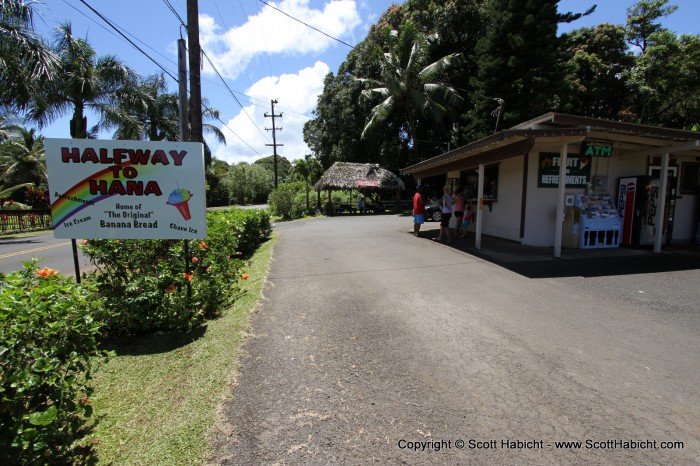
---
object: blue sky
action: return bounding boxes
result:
[32,0,700,165]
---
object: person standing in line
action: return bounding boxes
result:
[459,205,474,238]
[434,186,453,242]
[412,185,425,237]
[453,188,465,237]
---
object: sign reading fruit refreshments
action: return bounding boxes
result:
[45,138,206,239]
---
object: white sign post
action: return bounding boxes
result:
[45,138,207,240]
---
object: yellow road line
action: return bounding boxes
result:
[0,242,72,260]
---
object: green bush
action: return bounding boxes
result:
[0,261,106,465]
[209,208,272,256]
[80,209,271,336]
[268,182,307,220]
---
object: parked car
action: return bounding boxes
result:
[425,201,442,221]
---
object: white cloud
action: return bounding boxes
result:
[200,0,360,80]
[214,61,330,165]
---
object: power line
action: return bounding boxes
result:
[77,0,178,81]
[162,0,186,27]
[60,0,178,73]
[159,0,270,143]
[257,0,355,49]
[201,49,271,142]
[204,102,263,157]
[68,0,260,157]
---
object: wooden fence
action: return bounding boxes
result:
[0,209,53,234]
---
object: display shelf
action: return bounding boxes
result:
[579,217,622,248]
[574,192,621,249]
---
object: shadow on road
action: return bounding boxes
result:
[419,227,700,279]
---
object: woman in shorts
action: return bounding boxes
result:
[434,186,453,242]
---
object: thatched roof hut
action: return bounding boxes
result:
[314,162,405,192]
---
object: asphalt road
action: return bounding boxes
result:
[0,232,91,276]
[0,205,264,276]
[208,214,700,465]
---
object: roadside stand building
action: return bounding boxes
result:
[401,113,700,257]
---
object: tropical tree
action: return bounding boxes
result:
[627,30,700,128]
[467,0,595,138]
[0,126,47,189]
[0,111,23,142]
[27,22,139,139]
[205,158,231,207]
[619,0,700,127]
[304,68,380,170]
[253,155,292,184]
[358,21,464,150]
[112,73,226,167]
[292,157,323,210]
[562,24,635,120]
[227,162,273,205]
[111,73,179,141]
[112,74,225,143]
[0,0,57,111]
[626,0,679,53]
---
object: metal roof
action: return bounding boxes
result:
[401,113,700,177]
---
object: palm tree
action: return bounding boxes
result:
[0,126,47,188]
[0,111,23,142]
[358,22,464,146]
[0,0,58,110]
[0,122,47,206]
[112,73,226,165]
[292,157,323,210]
[112,73,179,141]
[27,22,140,139]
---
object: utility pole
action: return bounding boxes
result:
[177,38,189,142]
[265,99,284,188]
[187,0,203,149]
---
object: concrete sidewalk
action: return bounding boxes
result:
[416,221,700,278]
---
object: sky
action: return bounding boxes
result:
[32,0,700,166]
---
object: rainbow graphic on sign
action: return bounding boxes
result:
[50,161,163,228]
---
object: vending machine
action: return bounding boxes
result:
[616,176,676,247]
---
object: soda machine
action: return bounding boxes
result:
[616,175,676,247]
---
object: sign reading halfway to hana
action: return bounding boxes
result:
[45,138,206,239]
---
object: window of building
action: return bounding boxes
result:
[461,163,499,200]
[680,162,700,194]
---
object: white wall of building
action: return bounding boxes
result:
[671,156,699,242]
[518,148,697,246]
[477,157,523,242]
[522,151,568,246]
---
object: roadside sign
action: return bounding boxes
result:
[45,138,206,239]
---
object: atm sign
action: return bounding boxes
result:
[581,140,613,157]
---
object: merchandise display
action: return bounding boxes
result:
[575,193,619,219]
[573,192,621,248]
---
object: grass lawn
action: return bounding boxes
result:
[88,233,278,465]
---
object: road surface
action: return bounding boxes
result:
[208,214,700,465]
[0,233,91,276]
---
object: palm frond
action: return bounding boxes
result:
[419,53,463,81]
[361,96,395,140]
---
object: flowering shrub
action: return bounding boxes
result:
[0,261,106,464]
[80,208,271,336]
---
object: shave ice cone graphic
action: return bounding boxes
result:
[167,184,193,220]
